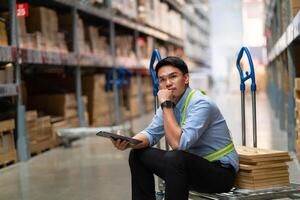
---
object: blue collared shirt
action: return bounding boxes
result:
[141,87,239,172]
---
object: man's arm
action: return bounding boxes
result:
[131,133,150,149]
[111,133,150,150]
[162,107,182,149]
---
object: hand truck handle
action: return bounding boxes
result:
[236,47,256,92]
[149,49,161,97]
[236,47,257,147]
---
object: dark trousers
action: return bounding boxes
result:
[129,147,236,200]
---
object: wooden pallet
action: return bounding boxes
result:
[30,138,53,156]
[0,150,17,167]
[0,119,17,168]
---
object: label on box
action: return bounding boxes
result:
[16,3,29,17]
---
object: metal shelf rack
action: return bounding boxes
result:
[0,0,209,162]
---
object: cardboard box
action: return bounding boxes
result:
[0,19,8,46]
[130,96,140,117]
[0,119,15,132]
[29,93,77,117]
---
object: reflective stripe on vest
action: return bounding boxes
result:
[179,89,235,162]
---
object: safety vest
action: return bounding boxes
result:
[180,89,235,162]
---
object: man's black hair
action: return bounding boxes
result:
[155,56,189,76]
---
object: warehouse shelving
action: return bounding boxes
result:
[265,0,300,154]
[0,0,209,163]
[268,12,300,62]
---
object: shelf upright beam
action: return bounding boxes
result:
[279,55,286,130]
[108,0,122,125]
[287,45,296,152]
[72,4,86,127]
[134,30,145,124]
[10,0,30,161]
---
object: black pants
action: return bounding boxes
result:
[129,147,236,200]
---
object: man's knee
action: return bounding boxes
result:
[164,150,185,168]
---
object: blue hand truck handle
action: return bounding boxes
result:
[149,49,161,96]
[236,47,256,92]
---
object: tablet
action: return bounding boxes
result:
[96,131,142,145]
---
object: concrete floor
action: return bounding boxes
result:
[0,83,299,200]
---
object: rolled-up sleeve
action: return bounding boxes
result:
[140,108,164,146]
[179,98,211,150]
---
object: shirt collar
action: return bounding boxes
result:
[175,87,192,111]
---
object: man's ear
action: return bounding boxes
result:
[183,73,189,85]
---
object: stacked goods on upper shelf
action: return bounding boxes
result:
[115,35,137,67]
[85,25,110,57]
[137,0,183,39]
[82,74,115,127]
[137,36,154,66]
[89,0,105,7]
[294,78,300,160]
[0,119,17,166]
[77,17,91,55]
[0,64,13,84]
[18,6,68,52]
[290,0,300,18]
[0,13,8,46]
[236,146,291,190]
[25,110,54,154]
[112,0,138,20]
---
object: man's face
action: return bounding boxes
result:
[157,65,189,102]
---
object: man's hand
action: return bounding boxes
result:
[158,89,173,103]
[111,130,130,151]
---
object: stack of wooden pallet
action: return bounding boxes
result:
[236,146,291,190]
[0,119,17,166]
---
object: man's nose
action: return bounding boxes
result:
[166,78,172,86]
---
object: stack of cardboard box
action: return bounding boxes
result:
[290,0,300,18]
[0,64,13,84]
[142,76,154,113]
[82,74,115,126]
[26,111,53,154]
[0,119,17,166]
[0,15,8,46]
[137,0,183,39]
[112,0,137,19]
[28,93,89,127]
[294,78,300,159]
[236,146,291,190]
[115,35,137,67]
[128,77,140,118]
[18,6,68,52]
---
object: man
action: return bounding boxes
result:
[111,57,239,200]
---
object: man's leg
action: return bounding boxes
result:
[163,150,236,200]
[129,148,167,200]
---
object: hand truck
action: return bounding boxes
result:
[188,47,300,199]
[148,49,168,199]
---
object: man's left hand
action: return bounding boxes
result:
[158,89,173,103]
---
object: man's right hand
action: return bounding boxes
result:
[111,130,130,151]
